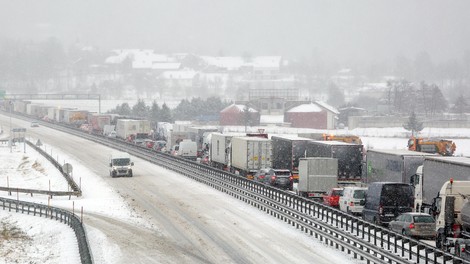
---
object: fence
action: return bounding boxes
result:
[0,197,93,264]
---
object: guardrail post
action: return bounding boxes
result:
[409,240,412,259]
[387,230,390,250]
[374,227,377,245]
[401,238,405,257]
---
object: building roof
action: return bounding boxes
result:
[315,101,339,114]
[221,104,258,113]
[201,56,282,71]
[287,103,322,113]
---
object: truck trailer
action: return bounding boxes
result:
[308,141,363,181]
[116,119,151,140]
[295,157,338,200]
[89,114,111,134]
[271,135,315,182]
[210,133,240,170]
[414,156,470,212]
[187,126,218,155]
[365,149,435,184]
[230,136,272,179]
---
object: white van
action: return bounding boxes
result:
[109,152,134,177]
[178,140,197,160]
[339,186,367,215]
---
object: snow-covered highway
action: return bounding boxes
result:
[0,114,356,263]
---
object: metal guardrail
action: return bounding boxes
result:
[0,121,91,263]
[0,186,78,197]
[0,197,93,264]
[0,140,82,197]
[6,111,470,264]
[148,152,470,264]
[0,140,81,198]
[26,140,82,195]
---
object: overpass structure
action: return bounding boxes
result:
[3,94,102,113]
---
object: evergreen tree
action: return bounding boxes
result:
[118,103,132,116]
[132,99,148,117]
[327,82,345,107]
[173,99,192,120]
[452,94,468,114]
[149,100,161,121]
[242,105,254,130]
[429,84,448,116]
[160,103,173,122]
[403,111,424,137]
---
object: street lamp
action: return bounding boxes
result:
[9,100,12,153]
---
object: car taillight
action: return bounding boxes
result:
[409,223,415,229]
[349,201,354,207]
[379,205,383,214]
[271,176,276,182]
[289,176,293,181]
[259,175,265,179]
[453,224,462,238]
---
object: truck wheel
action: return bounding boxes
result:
[436,233,443,248]
[347,207,351,214]
[128,171,133,177]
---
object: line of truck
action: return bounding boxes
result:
[365,149,470,257]
[209,133,363,182]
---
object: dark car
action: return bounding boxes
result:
[362,182,414,226]
[389,212,436,239]
[254,168,293,190]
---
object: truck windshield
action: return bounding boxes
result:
[113,158,130,166]
[381,185,413,206]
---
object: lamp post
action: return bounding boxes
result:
[9,101,12,153]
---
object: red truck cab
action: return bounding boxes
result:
[323,188,344,207]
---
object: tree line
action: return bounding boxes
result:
[107,97,231,124]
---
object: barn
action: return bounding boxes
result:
[219,104,260,126]
[285,103,329,129]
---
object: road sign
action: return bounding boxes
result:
[62,163,73,174]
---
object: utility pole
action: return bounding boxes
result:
[9,100,12,153]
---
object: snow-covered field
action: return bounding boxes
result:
[0,138,147,264]
[1,126,470,263]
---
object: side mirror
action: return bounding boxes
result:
[131,162,134,166]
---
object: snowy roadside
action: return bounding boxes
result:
[0,138,147,264]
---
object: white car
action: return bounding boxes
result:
[107,131,117,138]
[339,186,367,215]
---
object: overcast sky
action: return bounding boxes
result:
[1,0,469,63]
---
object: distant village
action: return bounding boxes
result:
[2,44,470,130]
